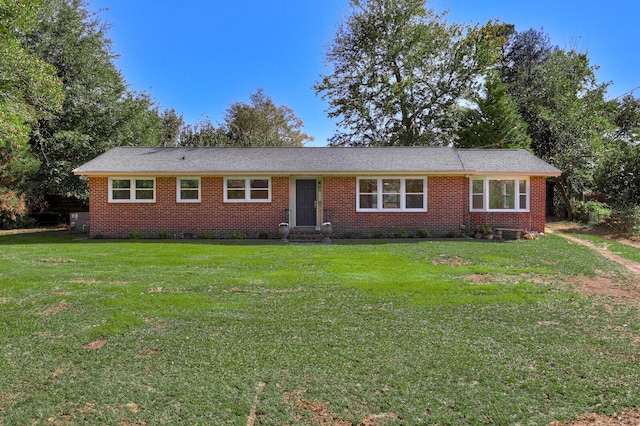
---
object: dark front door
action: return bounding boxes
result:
[296,179,316,227]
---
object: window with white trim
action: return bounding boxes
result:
[357,178,427,211]
[470,177,529,212]
[224,177,271,202]
[109,178,155,202]
[177,177,201,202]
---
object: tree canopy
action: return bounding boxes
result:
[223,89,313,147]
[496,29,612,216]
[178,89,313,147]
[455,73,531,149]
[315,0,508,146]
[0,0,64,225]
[23,0,161,202]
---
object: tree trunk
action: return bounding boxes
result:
[554,177,573,221]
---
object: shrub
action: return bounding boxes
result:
[156,231,172,239]
[574,200,611,225]
[197,231,212,239]
[370,230,384,238]
[126,230,142,239]
[258,232,269,239]
[392,228,408,238]
[416,228,431,238]
[228,230,244,239]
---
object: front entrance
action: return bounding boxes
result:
[295,179,317,226]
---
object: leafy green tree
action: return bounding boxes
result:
[179,117,231,147]
[314,0,508,146]
[0,0,64,225]
[179,89,313,147]
[500,29,611,218]
[592,95,640,208]
[608,94,640,146]
[23,0,161,201]
[500,28,553,91]
[455,73,531,149]
[161,108,185,147]
[223,89,313,147]
[594,142,640,208]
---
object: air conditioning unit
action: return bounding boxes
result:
[70,212,90,233]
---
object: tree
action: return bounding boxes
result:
[23,0,161,201]
[608,94,640,146]
[591,95,640,208]
[594,142,640,208]
[499,29,611,218]
[223,89,313,147]
[0,0,64,225]
[160,108,185,147]
[500,28,553,90]
[455,73,531,149]
[178,89,313,147]
[314,0,508,146]
[179,117,231,147]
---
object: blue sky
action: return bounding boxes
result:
[88,0,640,146]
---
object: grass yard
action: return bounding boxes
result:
[1,231,639,425]
[558,231,640,265]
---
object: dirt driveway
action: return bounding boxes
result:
[545,222,640,300]
[544,223,640,426]
[546,223,640,273]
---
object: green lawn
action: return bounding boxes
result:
[1,231,639,425]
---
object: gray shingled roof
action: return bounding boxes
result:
[73,146,561,176]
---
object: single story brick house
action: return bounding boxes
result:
[73,146,561,239]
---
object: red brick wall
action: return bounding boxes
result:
[323,176,547,238]
[323,176,467,237]
[88,176,289,238]
[88,175,548,238]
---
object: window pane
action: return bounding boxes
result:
[250,179,269,189]
[359,194,376,209]
[136,189,154,200]
[112,179,130,189]
[406,194,423,209]
[472,180,483,193]
[180,179,199,189]
[359,179,377,193]
[181,190,199,200]
[489,180,515,209]
[519,180,527,209]
[250,190,269,200]
[227,179,245,189]
[406,179,423,193]
[227,189,245,200]
[136,179,154,189]
[382,179,400,193]
[520,194,527,209]
[383,194,400,208]
[472,194,484,210]
[112,189,130,200]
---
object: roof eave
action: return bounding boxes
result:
[74,170,562,177]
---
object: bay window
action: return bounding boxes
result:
[470,177,529,212]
